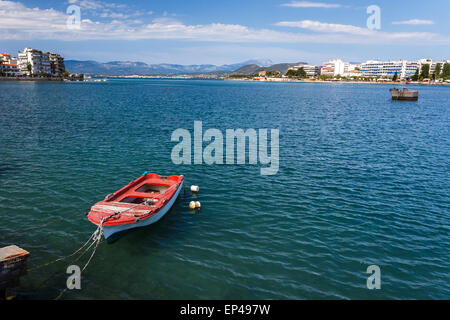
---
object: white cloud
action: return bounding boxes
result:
[392,19,435,25]
[100,12,130,19]
[68,0,126,10]
[274,20,444,42]
[0,1,448,46]
[276,20,372,35]
[281,1,342,8]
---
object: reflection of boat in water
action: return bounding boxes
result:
[390,88,418,101]
[88,173,184,241]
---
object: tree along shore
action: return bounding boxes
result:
[0,76,83,82]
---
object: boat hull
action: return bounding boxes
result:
[101,180,184,241]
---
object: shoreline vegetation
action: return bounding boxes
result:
[92,74,450,86]
[1,75,449,86]
[0,75,84,82]
[225,77,450,86]
[224,66,450,86]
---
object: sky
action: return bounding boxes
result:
[1,0,449,65]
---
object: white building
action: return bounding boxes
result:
[343,69,362,77]
[360,60,404,78]
[359,59,448,79]
[419,59,450,78]
[18,48,51,76]
[0,53,22,77]
[288,64,321,77]
[321,59,350,76]
[360,60,422,79]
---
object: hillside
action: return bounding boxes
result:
[231,64,261,75]
[230,62,308,75]
[65,59,273,76]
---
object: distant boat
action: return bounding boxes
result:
[88,173,184,241]
[390,88,418,101]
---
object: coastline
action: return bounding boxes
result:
[225,78,450,86]
[0,77,63,82]
[2,75,449,86]
[0,77,83,82]
[90,75,450,86]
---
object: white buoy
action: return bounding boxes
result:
[190,185,199,193]
[195,201,201,209]
[189,201,196,210]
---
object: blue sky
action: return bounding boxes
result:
[1,0,449,65]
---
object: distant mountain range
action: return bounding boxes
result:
[231,62,308,75]
[64,59,275,76]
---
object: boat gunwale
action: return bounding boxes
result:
[88,174,183,227]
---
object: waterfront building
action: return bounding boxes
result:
[419,59,450,78]
[0,53,22,77]
[289,64,321,77]
[343,69,362,77]
[360,60,422,79]
[320,59,351,76]
[320,66,334,77]
[360,60,405,78]
[404,60,421,78]
[258,70,267,77]
[49,53,66,77]
[359,59,444,79]
[18,48,51,76]
[418,58,435,78]
[0,53,11,64]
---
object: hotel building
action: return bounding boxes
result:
[288,64,321,77]
[18,48,51,76]
[320,59,359,77]
[359,59,442,79]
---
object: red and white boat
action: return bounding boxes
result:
[88,172,184,241]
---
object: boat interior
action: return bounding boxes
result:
[119,183,171,204]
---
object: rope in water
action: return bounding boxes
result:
[53,183,179,298]
[28,225,100,272]
[0,209,88,241]
[54,226,103,300]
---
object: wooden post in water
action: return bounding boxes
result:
[0,245,30,299]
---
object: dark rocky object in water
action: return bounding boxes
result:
[390,88,419,101]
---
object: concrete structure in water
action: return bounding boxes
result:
[0,245,30,299]
[390,88,419,101]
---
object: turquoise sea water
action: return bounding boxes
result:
[0,79,449,299]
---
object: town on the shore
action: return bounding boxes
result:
[2,47,449,85]
[0,48,83,81]
[228,58,450,84]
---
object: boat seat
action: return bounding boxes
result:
[126,192,161,199]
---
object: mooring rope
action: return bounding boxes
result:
[54,227,103,300]
[28,225,99,272]
[0,217,64,241]
[34,226,102,291]
[0,209,89,242]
